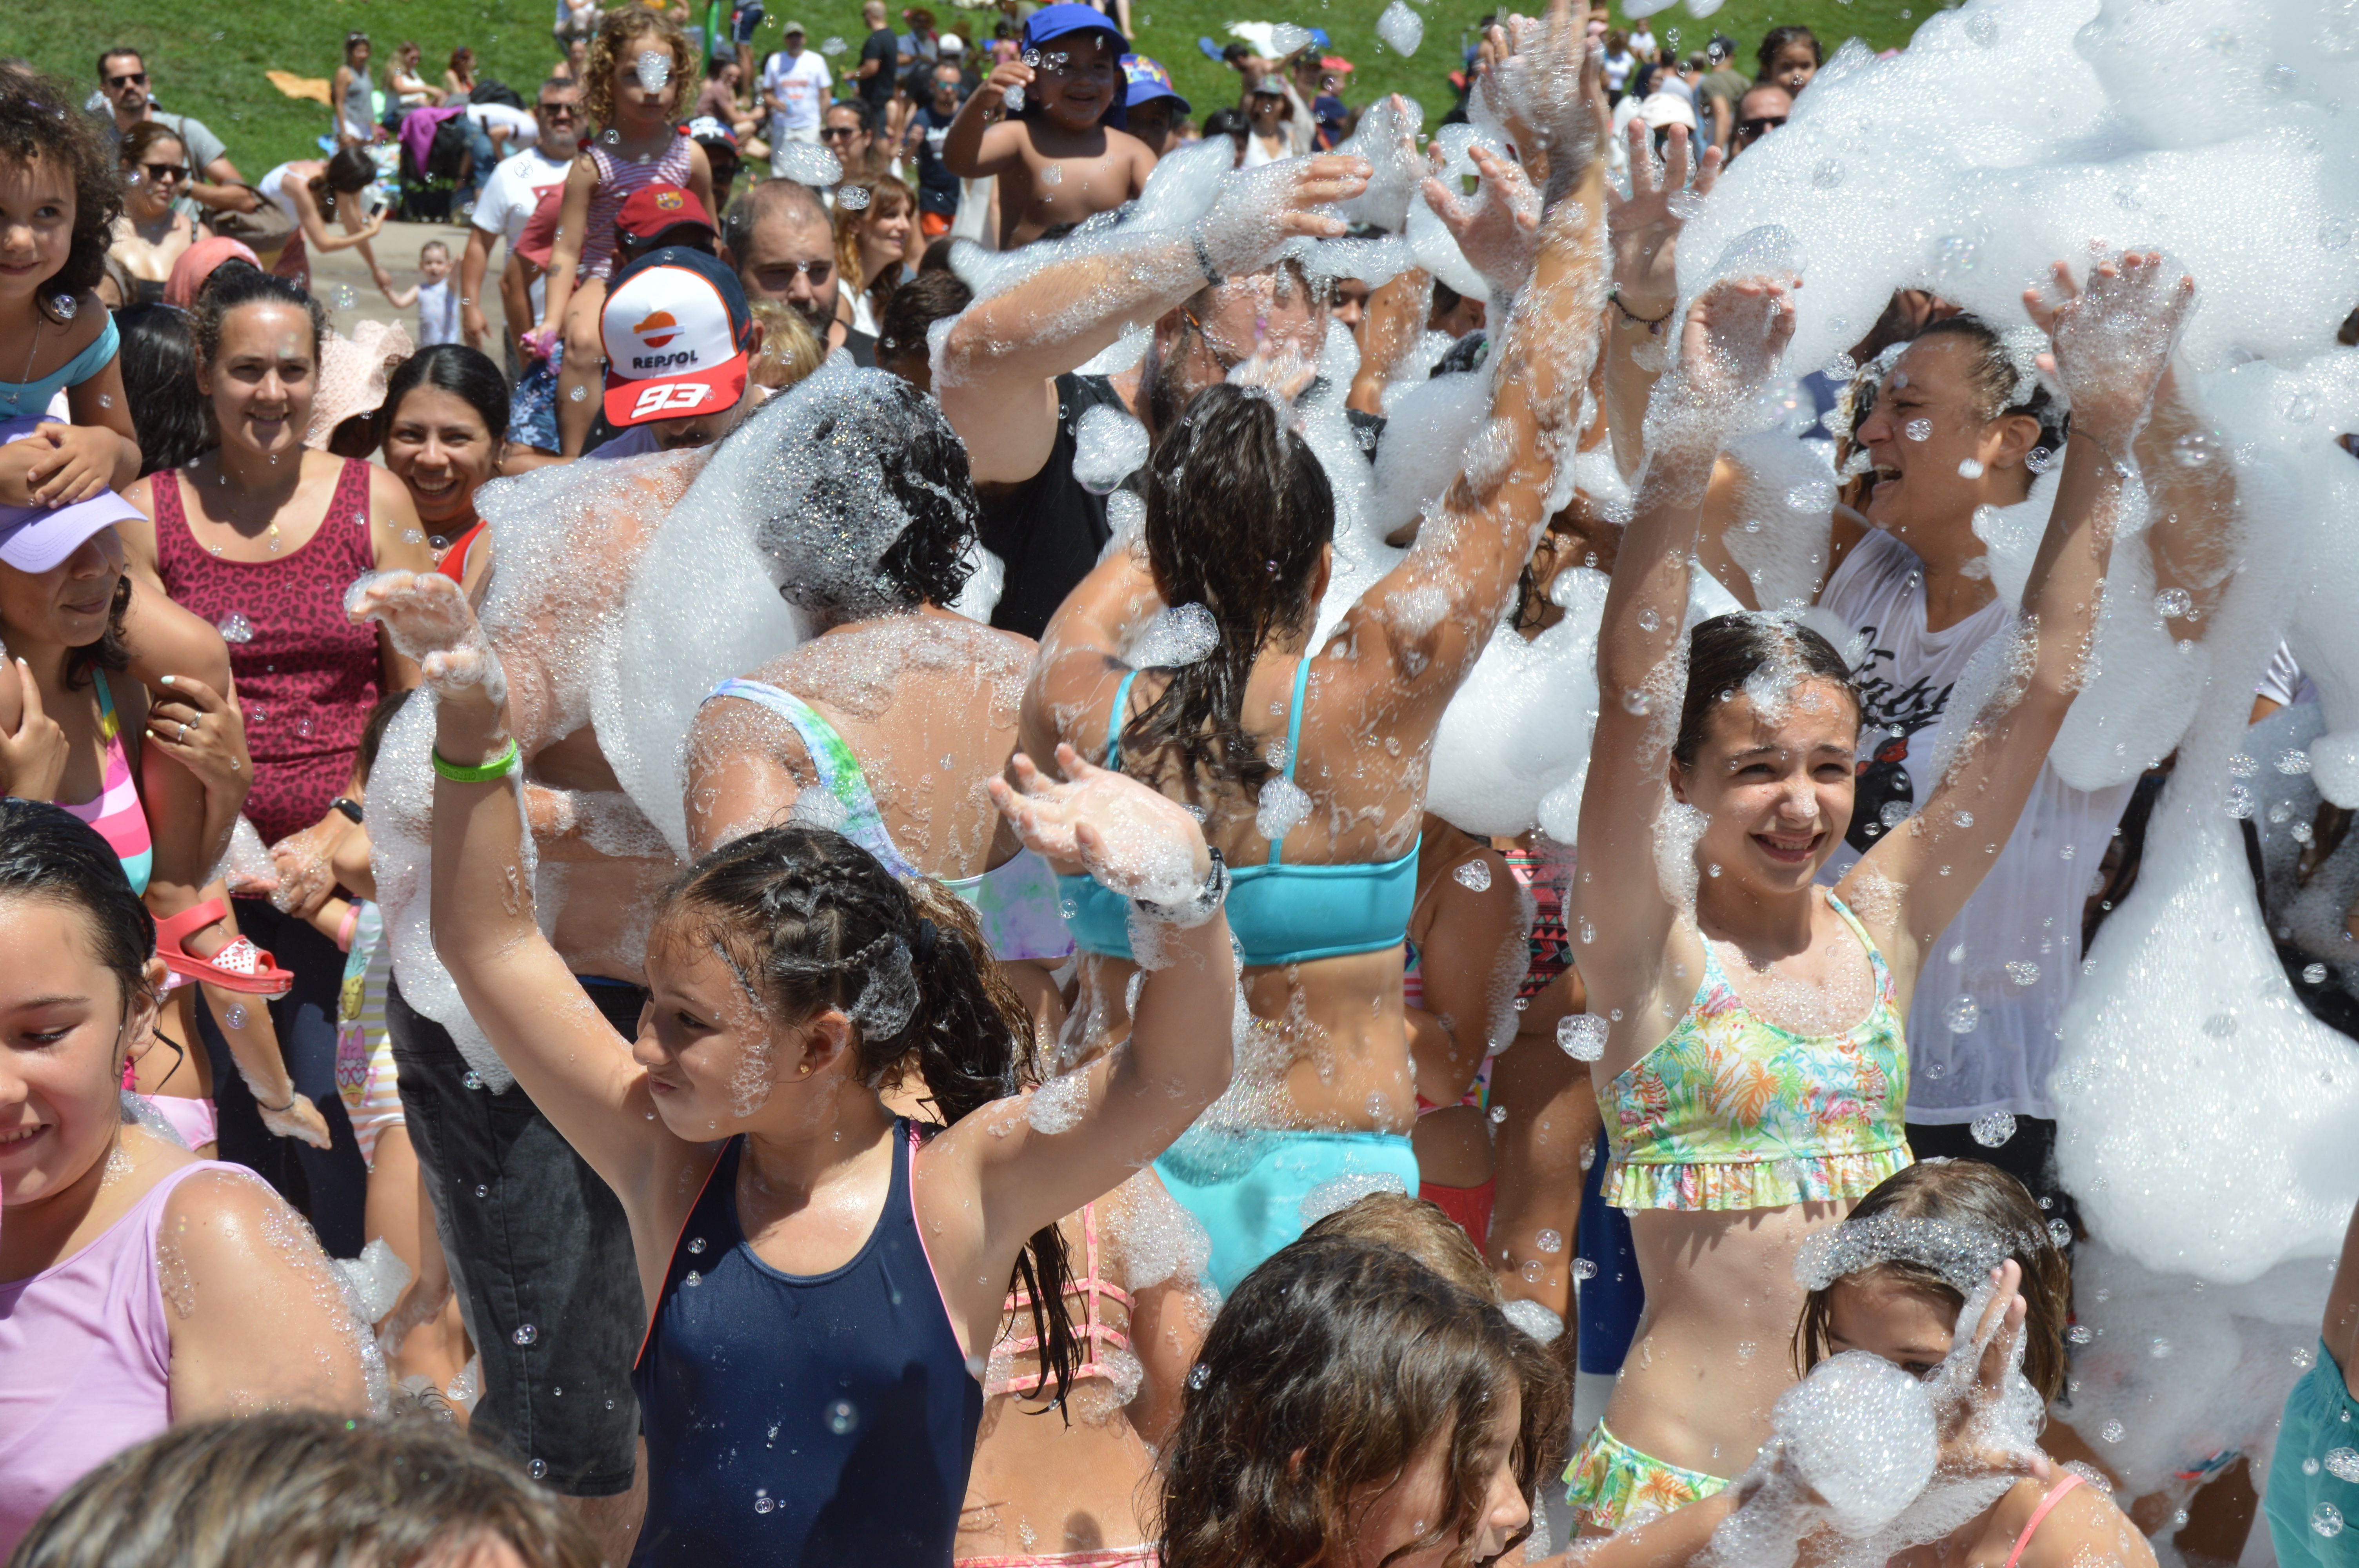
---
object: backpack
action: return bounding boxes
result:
[471,78,526,110]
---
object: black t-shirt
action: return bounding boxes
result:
[911,101,961,216]
[839,324,877,367]
[860,28,900,114]
[979,372,1125,640]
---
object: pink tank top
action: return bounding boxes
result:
[580,132,696,279]
[0,1159,249,1556]
[148,459,382,845]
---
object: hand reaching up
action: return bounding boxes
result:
[1201,153,1373,283]
[990,745,1211,908]
[1674,274,1799,409]
[1610,120,1721,323]
[1925,1261,2055,1489]
[346,570,508,714]
[2031,249,2194,450]
[1474,0,1603,198]
[1422,140,1540,303]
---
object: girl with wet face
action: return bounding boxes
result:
[0,802,371,1556]
[1568,254,2202,1533]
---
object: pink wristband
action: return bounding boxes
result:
[334,902,361,954]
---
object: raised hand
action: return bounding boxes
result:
[1474,0,1602,196]
[1421,140,1540,303]
[1201,152,1372,280]
[1674,274,1799,408]
[346,569,507,712]
[2031,249,2194,448]
[989,744,1211,907]
[1924,1261,2054,1487]
[1610,119,1720,322]
[0,657,67,802]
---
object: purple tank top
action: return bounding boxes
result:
[0,1159,249,1556]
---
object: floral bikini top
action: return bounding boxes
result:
[1601,894,1911,1212]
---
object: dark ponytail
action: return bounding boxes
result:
[0,799,156,1013]
[1129,382,1335,796]
[655,826,1079,1403]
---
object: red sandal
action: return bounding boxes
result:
[155,898,296,997]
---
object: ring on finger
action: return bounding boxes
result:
[176,721,190,742]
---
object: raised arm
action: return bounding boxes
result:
[1020,545,1163,771]
[936,153,1371,485]
[1601,120,1716,481]
[940,746,1237,1273]
[940,57,1034,180]
[1328,6,1608,724]
[349,570,667,1203]
[1848,251,2195,982]
[1575,277,1796,999]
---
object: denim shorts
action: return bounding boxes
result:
[509,341,563,454]
[387,977,642,1496]
[729,2,765,44]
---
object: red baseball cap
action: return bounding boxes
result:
[599,247,753,427]
[615,183,716,252]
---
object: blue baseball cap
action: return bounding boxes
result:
[1121,54,1190,114]
[1020,3,1129,127]
[0,417,144,573]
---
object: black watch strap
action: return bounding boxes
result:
[331,797,365,824]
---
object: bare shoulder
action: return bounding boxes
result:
[160,1164,306,1268]
[2010,1476,2155,1568]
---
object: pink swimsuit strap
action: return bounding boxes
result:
[2004,1472,2088,1568]
[989,1203,1134,1397]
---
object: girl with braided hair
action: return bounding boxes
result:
[352,565,1239,1568]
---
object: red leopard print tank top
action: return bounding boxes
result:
[151,458,383,846]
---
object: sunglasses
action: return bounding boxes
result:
[107,71,148,88]
[140,162,190,182]
[537,101,579,117]
[1735,115,1787,139]
[771,258,834,283]
[819,125,860,140]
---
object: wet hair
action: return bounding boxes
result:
[652,825,1078,1399]
[11,1410,601,1568]
[0,65,125,319]
[381,341,512,448]
[190,266,329,375]
[1158,1236,1559,1568]
[876,267,970,364]
[1673,613,1863,771]
[0,799,155,1012]
[1908,313,2070,457]
[1756,25,1822,79]
[584,4,698,129]
[1127,382,1334,796]
[1303,1192,1494,1298]
[116,305,211,475]
[1795,1160,2072,1403]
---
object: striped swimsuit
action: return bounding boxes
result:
[60,670,154,895]
[580,132,695,280]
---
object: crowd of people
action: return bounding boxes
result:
[5,1,2359,1567]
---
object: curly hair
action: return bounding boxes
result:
[0,65,125,320]
[583,4,699,131]
[1158,1236,1557,1568]
[652,825,1080,1402]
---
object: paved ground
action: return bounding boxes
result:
[310,215,495,348]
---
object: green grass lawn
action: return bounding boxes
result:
[3,0,1943,176]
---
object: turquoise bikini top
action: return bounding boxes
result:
[0,313,120,423]
[1057,656,1419,968]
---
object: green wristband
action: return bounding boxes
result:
[431,737,520,783]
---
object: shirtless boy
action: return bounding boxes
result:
[943,1,1156,248]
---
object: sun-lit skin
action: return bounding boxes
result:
[381,386,498,535]
[1346,1401,1529,1568]
[1668,679,1863,901]
[1824,1272,1957,1382]
[0,897,165,1206]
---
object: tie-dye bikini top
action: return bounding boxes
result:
[1601,893,1910,1212]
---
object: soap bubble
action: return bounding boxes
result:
[1002,83,1025,113]
[53,294,78,320]
[462,1069,482,1090]
[1454,858,1492,892]
[527,1458,548,1479]
[635,50,672,93]
[225,1004,248,1029]
[768,140,841,187]
[2227,753,2258,778]
[1558,1014,1607,1061]
[1256,775,1311,842]
[1778,1352,1939,1535]
[215,611,254,645]
[826,1399,859,1434]
[1822,351,1858,382]
[1904,418,1933,441]
[1972,1111,2019,1147]
[2047,1218,2073,1247]
[2325,1448,2359,1483]
[1787,476,1834,511]
[2154,587,2193,619]
[1880,799,1912,829]
[821,36,846,54]
[836,184,870,211]
[1376,0,1424,55]
[1072,403,1151,494]
[2315,1504,2345,1539]
[1811,158,1845,190]
[2224,785,2255,820]
[2102,1420,2125,1443]
[1129,603,1218,668]
[1572,1258,1598,1281]
[1945,996,1980,1035]
[2171,430,2224,468]
[512,1323,537,1345]
[2279,749,2312,775]
[755,1492,776,1514]
[1535,1228,1564,1253]
[2005,962,2039,986]
[2025,446,2055,473]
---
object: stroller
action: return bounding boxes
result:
[394,105,471,222]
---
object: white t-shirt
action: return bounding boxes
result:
[763,49,833,138]
[1813,528,2134,1125]
[416,279,461,345]
[472,147,572,315]
[465,103,538,145]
